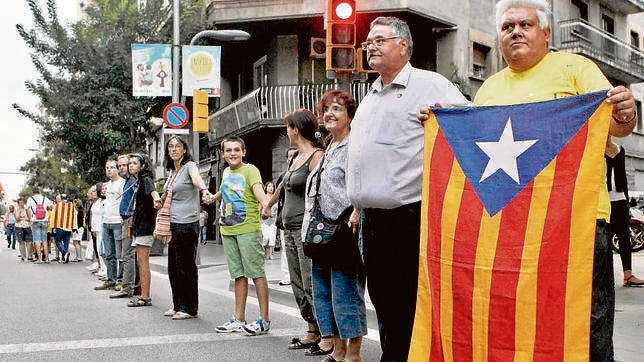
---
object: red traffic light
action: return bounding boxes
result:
[331,0,355,22]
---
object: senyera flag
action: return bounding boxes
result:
[410,91,611,361]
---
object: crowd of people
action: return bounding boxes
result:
[1,1,640,361]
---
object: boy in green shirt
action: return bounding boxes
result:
[205,136,271,336]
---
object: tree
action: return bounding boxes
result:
[13,0,211,187]
[19,140,88,200]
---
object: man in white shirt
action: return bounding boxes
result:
[95,160,125,290]
[26,188,53,263]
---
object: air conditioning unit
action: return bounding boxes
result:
[310,37,326,58]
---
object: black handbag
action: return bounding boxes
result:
[303,155,359,268]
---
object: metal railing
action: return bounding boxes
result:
[209,82,371,141]
[558,18,644,81]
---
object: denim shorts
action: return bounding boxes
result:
[221,231,265,279]
[31,221,48,242]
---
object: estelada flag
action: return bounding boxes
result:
[52,201,77,231]
[410,91,611,361]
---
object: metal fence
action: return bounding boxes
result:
[209,82,371,139]
[559,19,644,78]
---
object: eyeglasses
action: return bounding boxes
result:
[360,36,400,51]
[323,105,344,114]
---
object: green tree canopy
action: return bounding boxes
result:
[13,0,211,191]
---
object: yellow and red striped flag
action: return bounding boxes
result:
[52,201,77,231]
[410,91,611,361]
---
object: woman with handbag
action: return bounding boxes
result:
[304,89,366,362]
[262,110,330,355]
[155,136,210,320]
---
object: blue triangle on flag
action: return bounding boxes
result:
[433,90,607,216]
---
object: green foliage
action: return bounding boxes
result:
[19,141,89,200]
[13,0,211,190]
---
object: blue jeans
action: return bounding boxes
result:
[168,222,199,315]
[54,229,71,255]
[312,261,368,339]
[6,224,15,248]
[103,223,122,285]
[31,220,48,243]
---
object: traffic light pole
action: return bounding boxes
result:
[335,71,352,92]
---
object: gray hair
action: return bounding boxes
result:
[370,16,414,59]
[495,0,551,30]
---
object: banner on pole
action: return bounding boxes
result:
[182,45,221,97]
[131,44,172,97]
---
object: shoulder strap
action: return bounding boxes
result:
[306,154,326,201]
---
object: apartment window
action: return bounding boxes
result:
[631,31,640,49]
[253,55,268,89]
[571,0,588,21]
[601,14,615,57]
[637,100,643,134]
[472,43,490,79]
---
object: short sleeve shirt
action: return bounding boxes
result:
[219,163,263,236]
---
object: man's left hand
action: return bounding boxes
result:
[607,86,637,124]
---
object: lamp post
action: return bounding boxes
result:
[185,29,251,167]
[190,30,251,45]
[187,29,250,263]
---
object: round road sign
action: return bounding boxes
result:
[163,102,190,129]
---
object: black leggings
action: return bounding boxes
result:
[609,199,631,271]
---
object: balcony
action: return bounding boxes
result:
[558,18,644,84]
[201,83,370,156]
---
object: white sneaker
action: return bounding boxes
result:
[86,262,98,271]
[215,317,245,333]
[242,317,270,336]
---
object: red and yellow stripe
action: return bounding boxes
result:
[52,202,77,231]
[410,102,610,361]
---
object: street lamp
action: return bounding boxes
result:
[187,29,251,264]
[190,30,251,45]
[185,28,252,164]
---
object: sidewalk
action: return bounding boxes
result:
[148,241,375,310]
[148,241,296,296]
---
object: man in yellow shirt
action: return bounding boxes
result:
[422,1,636,360]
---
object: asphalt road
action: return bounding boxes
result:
[0,244,382,361]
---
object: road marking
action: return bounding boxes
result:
[0,327,379,354]
[195,277,380,342]
[0,329,301,353]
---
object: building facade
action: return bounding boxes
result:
[196,0,643,193]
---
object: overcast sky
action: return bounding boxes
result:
[0,1,77,200]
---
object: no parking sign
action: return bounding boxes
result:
[163,102,190,129]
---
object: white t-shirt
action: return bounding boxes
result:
[103,178,125,224]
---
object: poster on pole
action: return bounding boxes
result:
[131,44,172,97]
[182,45,221,97]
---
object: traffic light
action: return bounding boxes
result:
[326,0,356,72]
[192,89,209,133]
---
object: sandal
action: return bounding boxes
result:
[304,342,333,356]
[321,356,344,362]
[288,330,320,350]
[127,297,152,307]
[624,275,644,287]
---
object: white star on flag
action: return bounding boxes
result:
[476,117,538,184]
